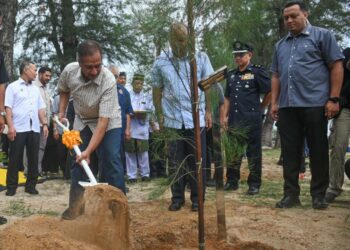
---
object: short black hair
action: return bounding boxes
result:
[77,40,102,62]
[38,66,51,74]
[119,72,126,77]
[19,60,34,75]
[283,1,308,12]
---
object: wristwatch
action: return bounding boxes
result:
[0,111,6,117]
[328,97,340,103]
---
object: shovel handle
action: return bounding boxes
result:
[54,116,98,185]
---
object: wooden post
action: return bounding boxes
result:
[186,1,205,249]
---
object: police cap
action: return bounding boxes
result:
[232,41,253,54]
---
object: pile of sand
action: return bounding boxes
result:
[0,185,130,250]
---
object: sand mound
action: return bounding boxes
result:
[0,185,130,250]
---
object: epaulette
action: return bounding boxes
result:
[251,64,263,68]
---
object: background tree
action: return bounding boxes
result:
[16,0,139,72]
[0,0,18,79]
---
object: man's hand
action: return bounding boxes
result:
[7,126,16,141]
[43,126,49,138]
[125,128,131,140]
[53,129,59,140]
[76,150,91,166]
[270,103,279,121]
[325,101,340,119]
[0,116,5,134]
[205,110,212,130]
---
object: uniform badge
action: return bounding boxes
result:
[241,73,254,80]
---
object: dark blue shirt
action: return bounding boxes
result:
[225,64,270,126]
[117,83,133,134]
[271,24,344,108]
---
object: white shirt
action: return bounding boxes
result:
[5,78,46,133]
[34,78,51,126]
[130,89,154,140]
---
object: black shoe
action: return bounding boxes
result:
[247,186,259,195]
[141,177,150,182]
[5,189,16,196]
[191,203,198,212]
[276,196,301,208]
[0,216,7,225]
[224,182,238,191]
[128,179,137,184]
[325,192,337,203]
[168,202,184,211]
[345,159,350,180]
[312,197,328,210]
[25,188,39,195]
[206,179,216,187]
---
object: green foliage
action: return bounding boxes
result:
[221,126,247,165]
[3,200,60,217]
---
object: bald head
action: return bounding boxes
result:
[169,23,188,58]
[108,65,119,81]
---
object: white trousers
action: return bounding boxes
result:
[125,151,150,179]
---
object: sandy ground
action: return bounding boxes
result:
[1,150,350,249]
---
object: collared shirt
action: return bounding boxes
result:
[5,78,46,133]
[271,24,344,108]
[57,62,121,132]
[129,89,154,140]
[117,83,133,134]
[34,78,51,126]
[0,51,9,83]
[151,50,213,129]
[225,64,270,125]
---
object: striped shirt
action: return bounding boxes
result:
[34,78,51,126]
[57,62,121,132]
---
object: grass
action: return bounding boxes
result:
[3,200,59,217]
[147,177,170,200]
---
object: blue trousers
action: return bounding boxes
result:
[70,126,125,195]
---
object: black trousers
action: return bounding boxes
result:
[278,107,329,198]
[6,131,40,190]
[168,126,206,204]
[226,123,262,188]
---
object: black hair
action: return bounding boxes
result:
[38,66,51,74]
[283,1,308,12]
[77,40,102,62]
[19,60,34,75]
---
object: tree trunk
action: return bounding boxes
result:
[0,0,18,80]
[61,0,78,69]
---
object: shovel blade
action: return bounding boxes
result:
[78,181,108,187]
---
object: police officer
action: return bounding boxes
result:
[223,41,271,195]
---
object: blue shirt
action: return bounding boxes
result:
[271,24,344,108]
[117,83,133,133]
[151,51,213,129]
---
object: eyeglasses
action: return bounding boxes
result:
[82,63,102,70]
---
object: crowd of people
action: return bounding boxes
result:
[1,1,350,225]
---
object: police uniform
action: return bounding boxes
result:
[225,41,271,190]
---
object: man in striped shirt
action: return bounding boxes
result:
[57,40,124,220]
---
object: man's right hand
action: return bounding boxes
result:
[270,103,279,121]
[7,126,16,141]
[0,116,5,134]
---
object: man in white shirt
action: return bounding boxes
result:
[5,61,48,196]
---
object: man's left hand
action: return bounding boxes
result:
[43,126,49,138]
[205,111,212,130]
[325,101,340,119]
